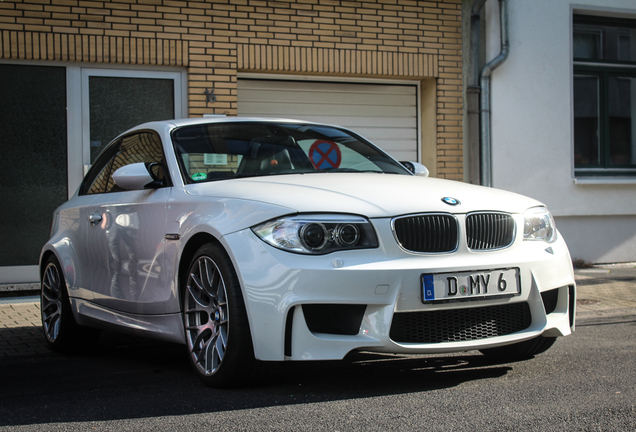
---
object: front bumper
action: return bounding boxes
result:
[223,218,576,361]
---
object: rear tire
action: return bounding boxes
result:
[182,243,258,387]
[479,335,556,361]
[40,256,100,353]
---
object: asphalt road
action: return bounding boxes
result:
[0,312,635,431]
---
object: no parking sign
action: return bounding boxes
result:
[308,140,342,170]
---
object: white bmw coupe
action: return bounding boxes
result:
[40,117,576,387]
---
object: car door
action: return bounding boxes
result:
[83,131,173,314]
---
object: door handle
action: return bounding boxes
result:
[88,212,102,226]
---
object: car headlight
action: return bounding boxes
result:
[523,207,557,243]
[252,214,379,254]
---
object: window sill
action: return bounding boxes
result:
[574,177,636,185]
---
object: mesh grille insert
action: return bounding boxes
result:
[389,302,532,343]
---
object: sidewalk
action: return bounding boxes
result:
[572,262,636,318]
[0,296,49,358]
[1,264,635,359]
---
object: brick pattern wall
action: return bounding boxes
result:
[0,0,463,179]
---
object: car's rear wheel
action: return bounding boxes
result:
[183,243,257,387]
[41,256,99,352]
[479,335,556,360]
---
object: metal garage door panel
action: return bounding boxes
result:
[240,102,415,118]
[237,79,418,161]
[242,88,415,106]
[301,116,415,128]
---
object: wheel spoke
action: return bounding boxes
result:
[187,258,222,308]
[43,305,60,321]
[217,328,227,355]
[43,312,60,339]
[186,281,208,308]
[209,266,221,299]
[212,334,224,371]
[41,289,57,304]
[195,331,215,372]
[45,266,58,288]
[201,258,220,300]
[214,275,225,304]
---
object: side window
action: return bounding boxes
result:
[81,140,120,195]
[84,131,166,195]
[88,158,116,194]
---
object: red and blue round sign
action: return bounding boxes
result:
[308,140,342,170]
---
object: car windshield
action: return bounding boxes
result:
[171,121,411,183]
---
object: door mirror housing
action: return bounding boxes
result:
[400,161,429,177]
[112,162,163,190]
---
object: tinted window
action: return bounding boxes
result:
[83,131,167,194]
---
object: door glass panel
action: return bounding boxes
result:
[573,75,600,167]
[89,76,175,162]
[0,65,67,267]
[608,76,636,165]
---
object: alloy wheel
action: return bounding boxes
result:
[184,255,229,376]
[41,262,63,343]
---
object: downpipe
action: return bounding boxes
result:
[467,0,487,185]
[480,0,509,187]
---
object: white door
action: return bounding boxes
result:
[80,130,171,314]
[237,79,419,161]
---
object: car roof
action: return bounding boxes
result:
[135,116,325,131]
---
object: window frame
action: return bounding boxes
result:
[573,14,636,178]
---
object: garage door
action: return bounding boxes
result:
[237,79,418,161]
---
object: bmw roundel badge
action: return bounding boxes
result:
[442,197,460,206]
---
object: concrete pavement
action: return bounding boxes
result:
[1,264,635,359]
[572,263,636,318]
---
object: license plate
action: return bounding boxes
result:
[421,268,521,304]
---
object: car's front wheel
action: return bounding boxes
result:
[479,335,556,361]
[182,243,258,387]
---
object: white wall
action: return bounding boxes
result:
[484,0,636,262]
[556,215,636,263]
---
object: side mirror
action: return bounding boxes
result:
[400,161,429,177]
[113,162,163,190]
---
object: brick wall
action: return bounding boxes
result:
[0,0,463,179]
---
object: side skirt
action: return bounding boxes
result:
[71,298,186,345]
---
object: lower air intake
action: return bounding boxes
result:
[389,302,531,343]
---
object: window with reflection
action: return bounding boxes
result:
[573,15,636,176]
[82,131,167,195]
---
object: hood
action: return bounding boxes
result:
[186,173,544,218]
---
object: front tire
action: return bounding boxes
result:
[182,243,257,387]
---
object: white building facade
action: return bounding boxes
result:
[481,0,636,263]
